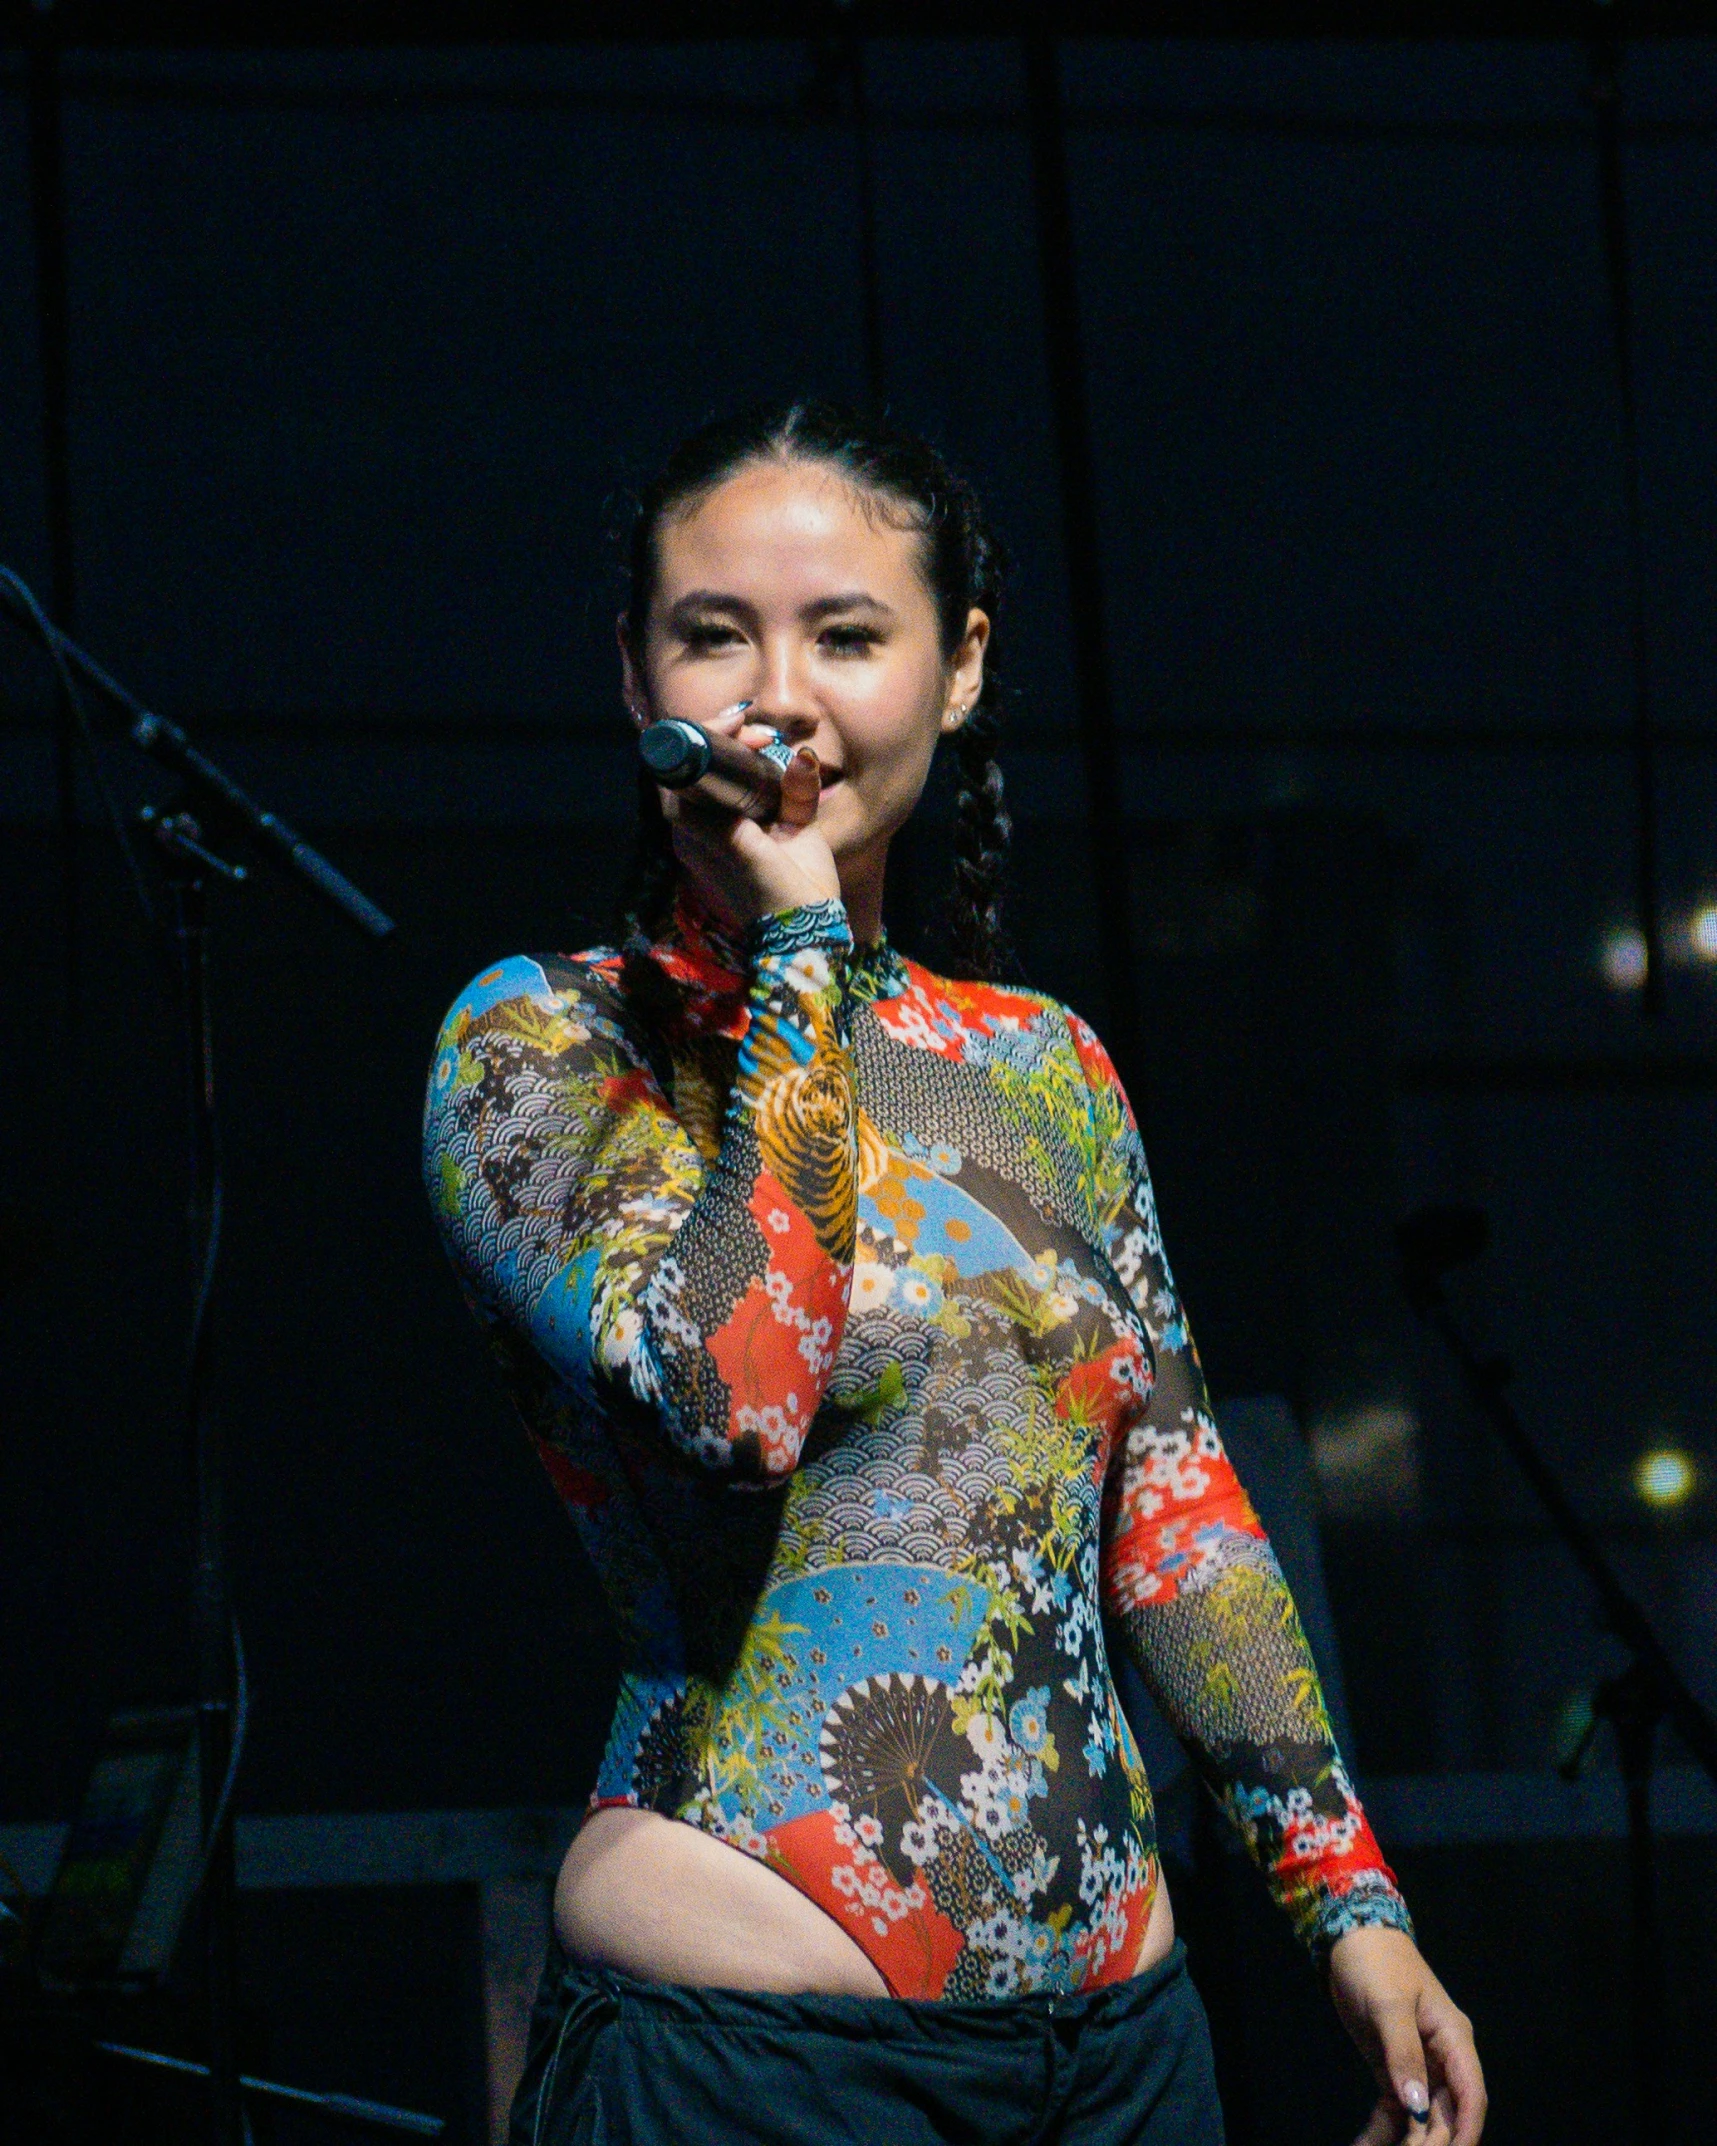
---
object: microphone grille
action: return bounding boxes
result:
[638,720,709,786]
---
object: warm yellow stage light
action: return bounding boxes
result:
[1632,1446,1696,1510]
[1691,904,1717,962]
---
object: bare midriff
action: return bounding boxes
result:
[554,1805,1176,1999]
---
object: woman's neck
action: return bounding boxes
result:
[681,843,888,948]
[837,836,887,945]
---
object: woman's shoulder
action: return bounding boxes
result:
[429,944,632,1057]
[886,953,1058,1024]
[877,955,1117,1090]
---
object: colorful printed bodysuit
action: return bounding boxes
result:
[424,891,1411,2000]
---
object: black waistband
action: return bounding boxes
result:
[551,1939,1191,2045]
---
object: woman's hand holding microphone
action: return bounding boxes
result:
[641,699,841,933]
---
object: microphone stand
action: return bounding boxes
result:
[157,803,243,2146]
[0,570,393,940]
[1398,1206,1717,2146]
[2,575,406,2145]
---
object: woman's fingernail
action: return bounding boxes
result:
[1401,2080,1431,2123]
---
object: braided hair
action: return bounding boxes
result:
[616,400,1015,982]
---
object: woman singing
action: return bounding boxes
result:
[423,403,1485,2145]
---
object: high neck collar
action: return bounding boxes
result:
[664,883,748,982]
[657,884,910,1007]
[848,930,912,1006]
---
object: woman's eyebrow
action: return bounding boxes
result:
[800,593,896,623]
[665,591,756,626]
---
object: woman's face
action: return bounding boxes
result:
[623,458,987,873]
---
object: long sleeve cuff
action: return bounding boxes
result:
[745,898,855,965]
[1297,1868,1416,1961]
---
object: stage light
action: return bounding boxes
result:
[1307,1399,1423,1521]
[1600,925,1647,990]
[1632,1446,1696,1510]
[1691,903,1717,962]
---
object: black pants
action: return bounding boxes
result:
[511,1940,1225,2146]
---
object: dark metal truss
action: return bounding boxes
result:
[6,3,1717,49]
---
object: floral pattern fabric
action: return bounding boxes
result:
[424,891,1411,1999]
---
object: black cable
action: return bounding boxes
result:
[182,1611,249,1921]
[176,1074,251,1924]
[186,1150,224,1496]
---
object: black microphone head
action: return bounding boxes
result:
[1397,1203,1488,1288]
[638,719,710,788]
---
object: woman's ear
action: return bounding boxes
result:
[941,607,991,733]
[618,613,649,723]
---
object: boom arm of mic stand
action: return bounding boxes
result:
[0,574,393,938]
[1413,1269,1717,1788]
[131,713,393,938]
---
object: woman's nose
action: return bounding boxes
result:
[744,642,821,735]
[744,682,819,741]
[750,708,819,747]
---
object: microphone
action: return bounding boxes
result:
[637,712,797,823]
[1396,1203,1488,1307]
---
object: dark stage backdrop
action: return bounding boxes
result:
[2,32,1716,2144]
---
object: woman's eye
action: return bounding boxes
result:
[821,625,880,655]
[682,623,740,651]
